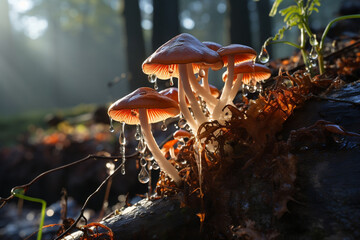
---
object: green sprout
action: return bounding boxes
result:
[11,188,47,240]
[263,0,360,75]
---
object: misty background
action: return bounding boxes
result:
[0,0,343,116]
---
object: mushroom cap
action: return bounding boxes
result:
[173,129,193,139]
[159,87,179,104]
[222,62,271,84]
[108,87,180,125]
[203,41,223,52]
[217,44,257,66]
[142,33,223,79]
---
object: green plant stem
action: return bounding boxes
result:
[300,28,310,71]
[318,14,360,74]
[269,40,301,49]
[11,189,46,240]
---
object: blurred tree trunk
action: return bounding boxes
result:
[152,0,180,51]
[123,0,147,90]
[0,0,12,56]
[256,0,272,54]
[228,0,252,46]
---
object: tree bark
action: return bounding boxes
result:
[67,82,360,239]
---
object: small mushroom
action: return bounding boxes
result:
[213,44,257,117]
[108,87,182,185]
[222,62,271,103]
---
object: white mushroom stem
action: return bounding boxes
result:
[138,108,182,185]
[186,64,218,110]
[178,78,198,132]
[179,64,207,125]
[201,68,210,94]
[228,73,244,104]
[212,55,235,118]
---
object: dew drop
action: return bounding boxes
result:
[310,35,318,46]
[169,77,174,86]
[138,167,150,184]
[134,125,141,140]
[121,164,126,175]
[136,138,146,153]
[109,118,114,132]
[148,74,157,83]
[161,120,167,131]
[258,47,270,64]
[153,79,158,90]
[144,149,154,161]
[140,157,147,167]
[256,82,263,93]
[311,60,317,67]
[242,84,248,96]
[168,65,174,74]
[119,122,126,145]
[151,161,160,170]
[199,69,206,78]
[178,118,187,129]
[309,47,318,60]
[248,84,256,93]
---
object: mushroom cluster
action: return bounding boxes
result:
[108,33,271,186]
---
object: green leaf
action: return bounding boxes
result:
[269,0,284,17]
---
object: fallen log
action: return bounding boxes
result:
[66,82,360,240]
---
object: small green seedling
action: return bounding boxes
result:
[11,188,47,240]
[260,0,360,75]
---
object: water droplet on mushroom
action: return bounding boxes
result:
[144,149,154,161]
[119,122,126,145]
[135,125,141,140]
[178,118,187,129]
[309,35,318,46]
[169,76,174,86]
[140,157,147,167]
[148,74,157,83]
[153,79,158,90]
[121,164,126,175]
[136,138,146,153]
[248,85,256,93]
[161,120,167,131]
[138,167,150,184]
[199,68,205,78]
[168,65,174,74]
[258,46,270,64]
[109,118,114,132]
[242,84,248,96]
[151,161,160,170]
[256,82,263,93]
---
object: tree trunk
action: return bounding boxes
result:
[152,0,180,51]
[228,0,252,46]
[122,0,147,91]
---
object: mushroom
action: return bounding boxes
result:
[201,41,223,93]
[108,87,182,185]
[142,33,223,131]
[212,44,257,118]
[222,62,271,104]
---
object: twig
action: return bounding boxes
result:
[55,162,124,240]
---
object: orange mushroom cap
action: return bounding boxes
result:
[222,62,271,84]
[173,129,193,139]
[217,44,257,67]
[158,87,179,104]
[108,87,180,125]
[142,33,223,79]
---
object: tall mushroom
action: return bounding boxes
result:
[212,44,257,118]
[142,33,223,131]
[108,87,182,185]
